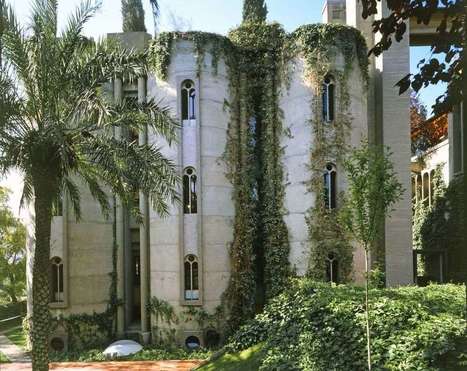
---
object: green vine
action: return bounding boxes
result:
[223,22,291,332]
[148,32,234,80]
[147,22,369,331]
[413,166,465,283]
[290,24,369,282]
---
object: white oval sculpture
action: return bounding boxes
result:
[103,340,143,358]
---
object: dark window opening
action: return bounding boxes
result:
[184,255,199,301]
[185,336,200,350]
[322,75,335,122]
[181,80,196,120]
[323,163,337,209]
[50,257,64,303]
[183,167,197,214]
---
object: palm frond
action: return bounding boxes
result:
[62,176,81,220]
[80,134,179,217]
[19,173,33,210]
[149,0,160,35]
[58,0,102,70]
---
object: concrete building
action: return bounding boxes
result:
[29,0,461,349]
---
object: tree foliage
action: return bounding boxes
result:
[122,0,146,32]
[242,0,268,23]
[343,142,403,252]
[0,0,178,369]
[342,141,403,370]
[360,0,465,115]
[0,187,26,304]
[225,280,466,371]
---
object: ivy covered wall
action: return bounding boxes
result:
[148,21,369,332]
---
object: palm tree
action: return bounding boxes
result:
[149,0,159,34]
[0,1,179,369]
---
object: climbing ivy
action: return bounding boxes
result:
[148,32,234,80]
[413,166,465,283]
[147,22,369,331]
[290,24,369,282]
[224,22,292,332]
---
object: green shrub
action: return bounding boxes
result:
[225,279,466,370]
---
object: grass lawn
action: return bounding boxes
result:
[0,351,10,363]
[198,344,263,371]
[0,316,27,349]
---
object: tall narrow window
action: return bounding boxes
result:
[422,172,429,204]
[325,253,339,283]
[322,75,335,122]
[50,257,64,303]
[181,80,196,120]
[323,163,337,209]
[429,169,435,206]
[184,255,199,301]
[416,173,422,202]
[183,167,197,214]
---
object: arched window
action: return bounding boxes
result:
[181,80,196,120]
[185,336,200,349]
[184,255,199,301]
[325,253,339,283]
[422,172,429,204]
[416,173,422,202]
[322,75,335,122]
[183,167,197,214]
[323,163,337,210]
[50,257,64,303]
[429,169,435,206]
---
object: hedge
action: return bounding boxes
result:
[225,279,466,370]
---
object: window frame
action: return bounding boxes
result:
[323,163,337,210]
[325,253,339,284]
[183,167,198,214]
[181,80,196,121]
[322,75,335,123]
[184,255,199,301]
[50,257,64,304]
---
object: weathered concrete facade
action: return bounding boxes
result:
[27,0,418,348]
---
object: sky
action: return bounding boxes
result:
[1,0,444,217]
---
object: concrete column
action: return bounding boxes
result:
[114,77,126,336]
[346,0,413,285]
[138,76,151,342]
[376,2,413,286]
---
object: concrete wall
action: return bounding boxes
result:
[280,51,368,279]
[147,39,233,341]
[65,183,114,314]
[346,0,413,286]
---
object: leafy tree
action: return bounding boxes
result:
[0,187,26,304]
[360,0,464,115]
[242,0,268,23]
[0,1,179,369]
[342,141,403,370]
[122,0,146,32]
[410,93,428,155]
[360,0,467,324]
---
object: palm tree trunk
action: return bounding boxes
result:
[31,182,53,371]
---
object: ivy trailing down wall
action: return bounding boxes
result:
[147,22,369,332]
[290,24,369,282]
[224,21,291,332]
